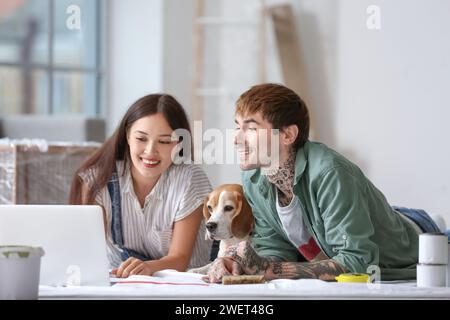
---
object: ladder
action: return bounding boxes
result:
[191,0,316,147]
[192,0,267,123]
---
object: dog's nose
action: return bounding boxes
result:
[206,222,218,232]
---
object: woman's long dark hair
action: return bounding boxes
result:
[69,94,192,205]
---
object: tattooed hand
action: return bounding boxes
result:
[230,241,271,275]
[204,241,270,283]
[203,257,243,283]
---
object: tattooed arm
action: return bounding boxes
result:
[206,241,347,283]
[264,259,348,281]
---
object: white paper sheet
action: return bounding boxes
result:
[39,270,450,299]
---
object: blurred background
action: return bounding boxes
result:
[0,0,449,225]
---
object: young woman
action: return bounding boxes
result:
[70,94,212,278]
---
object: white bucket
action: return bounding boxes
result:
[0,246,45,300]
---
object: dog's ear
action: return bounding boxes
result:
[203,195,213,240]
[231,191,254,239]
[203,195,211,220]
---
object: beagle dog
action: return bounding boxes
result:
[188,184,254,274]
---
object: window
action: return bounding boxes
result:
[0,0,104,116]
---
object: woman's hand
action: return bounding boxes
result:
[111,257,154,278]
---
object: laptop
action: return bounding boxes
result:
[0,205,110,286]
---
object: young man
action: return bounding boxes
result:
[206,83,441,283]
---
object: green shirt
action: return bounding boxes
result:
[242,141,418,280]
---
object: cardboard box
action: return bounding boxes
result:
[0,142,99,204]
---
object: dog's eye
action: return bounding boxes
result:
[224,206,234,212]
[207,206,213,212]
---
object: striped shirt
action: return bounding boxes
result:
[81,161,213,269]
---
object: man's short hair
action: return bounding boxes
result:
[236,83,310,150]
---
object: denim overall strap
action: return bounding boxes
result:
[107,169,151,261]
[210,240,220,261]
[107,171,123,247]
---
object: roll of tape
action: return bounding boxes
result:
[417,264,447,288]
[335,273,370,283]
[419,233,448,264]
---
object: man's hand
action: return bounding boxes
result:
[203,257,243,283]
[204,241,270,283]
[111,257,154,278]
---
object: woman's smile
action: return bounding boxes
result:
[140,157,161,168]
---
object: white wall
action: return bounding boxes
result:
[334,0,450,225]
[162,0,194,116]
[107,0,164,134]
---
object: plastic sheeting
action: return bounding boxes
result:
[0,139,100,205]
